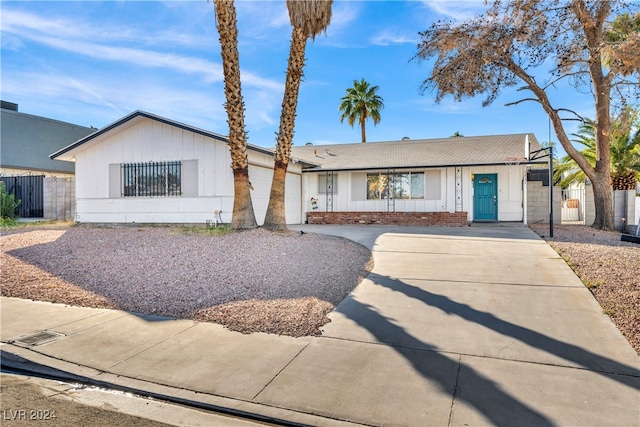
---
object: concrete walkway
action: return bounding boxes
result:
[2,224,639,426]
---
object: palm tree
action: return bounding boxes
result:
[555,111,640,190]
[213,0,257,229]
[263,0,333,231]
[611,109,640,190]
[554,124,597,188]
[339,78,384,143]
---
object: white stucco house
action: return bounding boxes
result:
[50,111,305,225]
[51,110,545,226]
[290,134,545,225]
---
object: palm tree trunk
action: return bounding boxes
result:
[263,161,289,230]
[214,0,257,229]
[232,167,258,229]
[263,26,308,231]
[360,117,366,143]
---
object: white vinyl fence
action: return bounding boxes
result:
[561,188,586,224]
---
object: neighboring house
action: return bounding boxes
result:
[50,111,304,225]
[290,134,545,225]
[0,101,95,218]
[0,101,95,177]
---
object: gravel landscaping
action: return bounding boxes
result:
[1,224,372,337]
[529,223,640,354]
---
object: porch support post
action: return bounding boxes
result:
[523,165,528,225]
[455,167,462,212]
[548,146,554,237]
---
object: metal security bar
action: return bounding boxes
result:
[387,168,396,212]
[122,161,181,197]
[0,175,44,218]
[325,171,335,212]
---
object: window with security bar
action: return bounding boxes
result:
[122,161,182,197]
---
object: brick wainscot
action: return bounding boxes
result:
[307,211,469,227]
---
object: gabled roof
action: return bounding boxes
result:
[50,110,277,161]
[1,108,94,173]
[290,133,544,172]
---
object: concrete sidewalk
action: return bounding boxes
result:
[2,225,639,426]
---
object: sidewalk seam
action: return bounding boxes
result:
[107,323,199,369]
[251,342,311,401]
[448,354,462,427]
[53,312,131,337]
[321,336,640,378]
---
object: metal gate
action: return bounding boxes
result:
[0,175,44,218]
[561,187,585,224]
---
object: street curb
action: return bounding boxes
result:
[1,345,364,427]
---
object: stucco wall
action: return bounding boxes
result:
[72,118,301,225]
[305,164,525,223]
[614,189,638,230]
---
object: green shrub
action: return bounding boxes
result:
[0,182,21,220]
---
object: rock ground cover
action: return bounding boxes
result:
[1,224,372,337]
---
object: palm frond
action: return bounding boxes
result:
[286,0,333,40]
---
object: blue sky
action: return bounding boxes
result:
[2,1,598,155]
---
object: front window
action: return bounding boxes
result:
[122,161,181,197]
[366,172,424,199]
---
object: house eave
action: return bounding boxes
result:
[50,110,275,161]
[301,160,547,173]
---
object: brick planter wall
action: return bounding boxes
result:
[307,211,469,227]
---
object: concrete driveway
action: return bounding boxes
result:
[288,224,640,426]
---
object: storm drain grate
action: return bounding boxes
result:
[10,331,65,347]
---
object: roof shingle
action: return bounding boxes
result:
[291,134,543,171]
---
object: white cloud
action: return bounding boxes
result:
[0,34,25,51]
[419,0,488,22]
[328,1,361,32]
[37,33,226,83]
[371,30,419,46]
[237,1,290,30]
[1,70,224,121]
[4,62,287,137]
[1,8,209,49]
[1,7,282,91]
[414,96,473,114]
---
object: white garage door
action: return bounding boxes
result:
[285,171,301,224]
[248,165,301,225]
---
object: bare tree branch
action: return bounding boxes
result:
[504,98,541,106]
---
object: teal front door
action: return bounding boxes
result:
[473,174,498,221]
